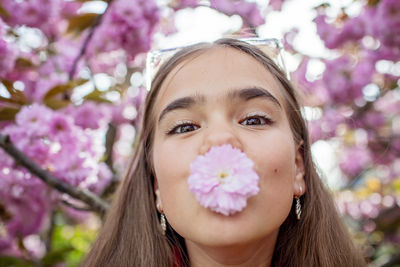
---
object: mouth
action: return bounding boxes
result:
[188,144,260,216]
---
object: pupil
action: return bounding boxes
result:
[182,125,192,132]
[249,118,259,125]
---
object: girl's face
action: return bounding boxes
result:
[152,47,305,249]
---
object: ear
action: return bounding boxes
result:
[293,141,306,197]
[154,180,163,213]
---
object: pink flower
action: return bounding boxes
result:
[188,144,259,216]
[283,28,299,53]
[15,103,53,135]
[308,108,344,142]
[371,0,400,48]
[65,102,110,130]
[322,55,374,104]
[0,39,18,78]
[169,0,200,10]
[48,113,74,137]
[339,145,372,178]
[268,0,285,11]
[1,0,64,37]
[87,0,160,61]
[314,12,366,49]
[0,17,6,36]
[210,0,265,27]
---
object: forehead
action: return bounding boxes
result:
[155,46,285,112]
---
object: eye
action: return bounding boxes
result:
[167,122,200,135]
[240,114,273,126]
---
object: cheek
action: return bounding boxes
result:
[246,130,296,216]
[248,127,296,181]
[152,137,200,230]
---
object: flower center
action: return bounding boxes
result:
[217,171,229,183]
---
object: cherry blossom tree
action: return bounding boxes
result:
[288,1,400,265]
[0,0,399,265]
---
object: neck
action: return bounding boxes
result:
[186,232,278,267]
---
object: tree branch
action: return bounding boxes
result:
[44,211,56,252]
[61,199,92,212]
[0,134,109,215]
[105,122,117,173]
[68,0,115,80]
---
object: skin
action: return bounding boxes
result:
[152,47,306,267]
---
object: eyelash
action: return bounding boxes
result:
[166,114,273,135]
[166,120,200,135]
[239,113,273,126]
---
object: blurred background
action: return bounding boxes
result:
[0,0,399,266]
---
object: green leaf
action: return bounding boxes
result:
[78,0,107,2]
[67,13,98,34]
[43,99,71,110]
[15,57,35,69]
[313,2,330,9]
[0,5,10,18]
[367,0,380,6]
[0,256,28,267]
[84,89,112,103]
[0,96,25,105]
[0,107,20,121]
[42,246,75,267]
[44,79,88,100]
[1,79,27,104]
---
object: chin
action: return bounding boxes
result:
[192,209,266,246]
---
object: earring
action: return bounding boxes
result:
[160,213,166,235]
[295,196,302,220]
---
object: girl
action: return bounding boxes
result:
[84,38,366,267]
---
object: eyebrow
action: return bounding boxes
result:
[228,87,281,107]
[158,95,205,123]
[158,87,281,123]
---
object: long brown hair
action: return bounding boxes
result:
[83,38,366,267]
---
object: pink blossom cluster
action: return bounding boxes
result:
[336,191,397,221]
[210,0,265,27]
[292,54,376,106]
[64,102,111,130]
[314,0,400,58]
[188,144,259,216]
[370,0,400,49]
[290,0,400,191]
[7,39,84,102]
[0,0,82,38]
[321,54,375,105]
[87,0,160,66]
[2,104,111,186]
[308,108,344,143]
[39,39,84,78]
[338,146,372,178]
[268,0,285,12]
[0,104,112,253]
[283,28,299,53]
[314,14,366,50]
[294,0,399,109]
[0,18,18,78]
[367,134,400,165]
[169,0,200,10]
[336,169,400,235]
[0,168,50,254]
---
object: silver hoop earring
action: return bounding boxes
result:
[160,213,166,235]
[295,196,302,220]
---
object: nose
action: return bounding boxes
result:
[199,117,243,154]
